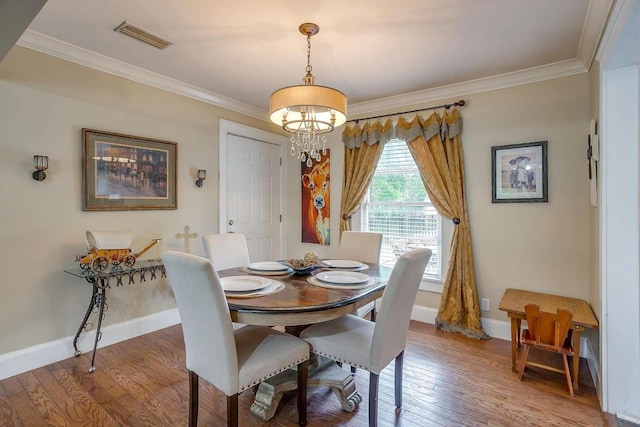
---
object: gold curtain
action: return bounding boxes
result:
[402,110,488,339]
[339,120,390,234]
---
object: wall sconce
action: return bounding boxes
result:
[32,155,49,181]
[195,169,206,187]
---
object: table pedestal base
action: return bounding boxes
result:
[250,355,361,421]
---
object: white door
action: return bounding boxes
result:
[225,133,282,262]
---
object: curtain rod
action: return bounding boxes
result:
[347,99,466,124]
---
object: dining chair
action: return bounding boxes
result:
[202,233,251,271]
[518,303,575,396]
[161,251,310,427]
[300,248,431,427]
[202,233,251,330]
[338,231,383,321]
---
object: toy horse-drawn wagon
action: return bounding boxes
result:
[76,231,161,272]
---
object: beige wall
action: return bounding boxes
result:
[457,74,590,321]
[0,47,277,355]
[0,44,592,358]
[297,74,592,322]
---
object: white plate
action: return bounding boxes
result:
[247,262,290,272]
[315,271,370,285]
[322,259,364,269]
[225,281,286,298]
[221,276,272,292]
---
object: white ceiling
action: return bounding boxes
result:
[19,0,612,120]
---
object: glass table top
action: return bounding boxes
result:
[64,258,164,278]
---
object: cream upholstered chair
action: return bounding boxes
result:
[338,231,382,264]
[339,231,383,321]
[202,233,251,330]
[162,251,310,427]
[300,248,431,427]
[202,233,251,271]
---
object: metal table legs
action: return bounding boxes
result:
[72,277,108,373]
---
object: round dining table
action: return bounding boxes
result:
[217,263,392,421]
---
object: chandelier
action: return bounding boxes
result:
[270,23,347,166]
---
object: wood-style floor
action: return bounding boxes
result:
[0,321,634,427]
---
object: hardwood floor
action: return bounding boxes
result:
[0,320,634,427]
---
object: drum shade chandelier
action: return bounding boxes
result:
[270,23,347,166]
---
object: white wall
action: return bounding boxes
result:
[596,1,640,421]
[600,63,640,422]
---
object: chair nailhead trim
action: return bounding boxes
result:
[238,356,309,392]
[312,350,368,370]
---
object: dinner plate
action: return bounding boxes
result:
[221,276,272,292]
[224,281,285,298]
[321,259,364,269]
[247,262,290,272]
[315,271,370,285]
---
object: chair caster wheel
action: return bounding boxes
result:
[88,366,96,373]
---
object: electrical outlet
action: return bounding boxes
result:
[481,298,490,311]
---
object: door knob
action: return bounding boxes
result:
[228,220,234,225]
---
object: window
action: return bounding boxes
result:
[360,138,447,284]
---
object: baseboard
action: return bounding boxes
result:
[1,305,599,383]
[410,305,594,358]
[586,338,601,401]
[411,305,511,340]
[0,308,180,380]
[617,414,640,425]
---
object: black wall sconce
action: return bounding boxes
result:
[32,155,49,181]
[195,169,206,187]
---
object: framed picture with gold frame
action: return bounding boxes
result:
[491,141,548,203]
[82,128,177,211]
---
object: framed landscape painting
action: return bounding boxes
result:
[82,129,177,211]
[491,141,548,203]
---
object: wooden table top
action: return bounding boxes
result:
[218,264,391,315]
[498,288,599,328]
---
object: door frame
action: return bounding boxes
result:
[596,0,640,421]
[218,119,288,258]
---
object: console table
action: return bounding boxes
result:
[64,259,165,373]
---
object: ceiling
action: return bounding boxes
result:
[18,0,612,120]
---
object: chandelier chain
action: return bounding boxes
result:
[306,34,312,75]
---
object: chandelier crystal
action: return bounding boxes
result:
[270,23,347,166]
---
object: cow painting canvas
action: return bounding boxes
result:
[301,150,330,245]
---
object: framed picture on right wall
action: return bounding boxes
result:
[491,140,548,203]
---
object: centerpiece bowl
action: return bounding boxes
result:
[279,251,321,275]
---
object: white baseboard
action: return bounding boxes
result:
[586,338,601,400]
[410,305,593,358]
[0,308,180,380]
[617,414,640,425]
[1,304,600,386]
[411,305,511,340]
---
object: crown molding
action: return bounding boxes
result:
[577,0,614,70]
[17,30,591,122]
[16,30,267,120]
[596,0,638,67]
[347,58,588,117]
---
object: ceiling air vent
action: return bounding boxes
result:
[113,21,173,50]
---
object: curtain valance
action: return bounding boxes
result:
[342,110,463,148]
